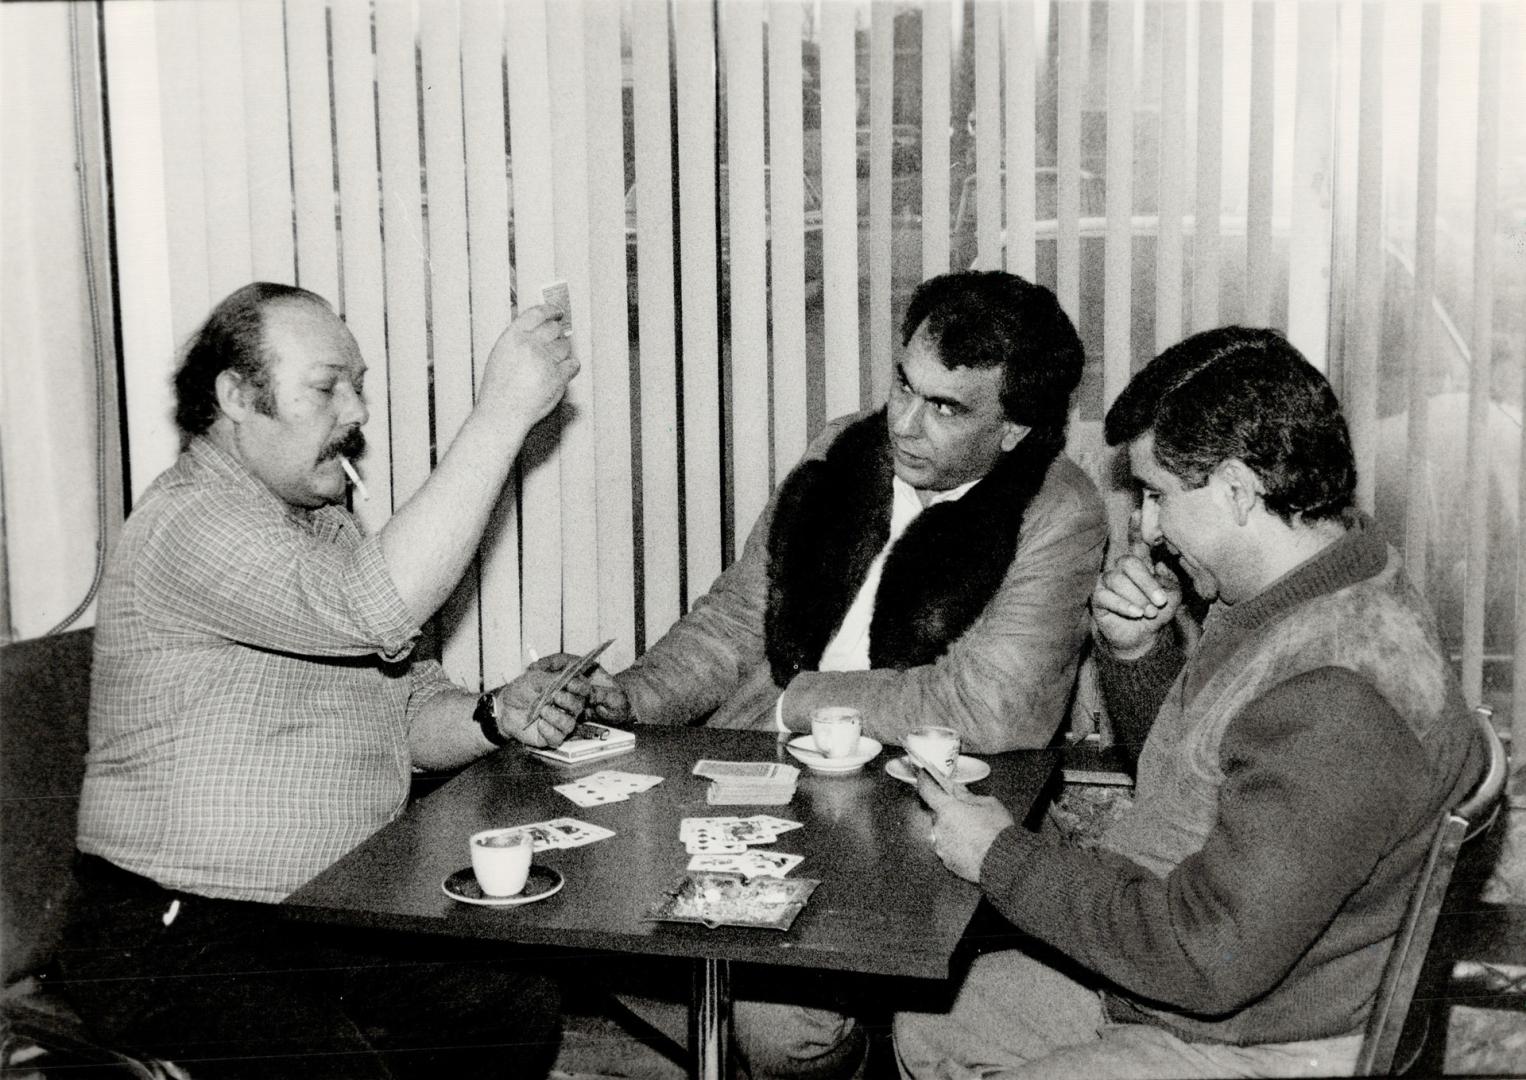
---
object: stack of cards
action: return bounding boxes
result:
[693,760,800,806]
[516,817,615,851]
[553,769,662,807]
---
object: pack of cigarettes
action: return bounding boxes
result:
[526,722,636,766]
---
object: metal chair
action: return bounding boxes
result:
[1354,707,1509,1076]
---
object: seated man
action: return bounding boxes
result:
[593,271,1105,1080]
[902,327,1487,1079]
[48,283,588,1079]
[602,270,1107,754]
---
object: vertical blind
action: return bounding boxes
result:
[84,0,1520,746]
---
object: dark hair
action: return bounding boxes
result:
[1104,326,1356,523]
[173,282,330,447]
[901,271,1084,453]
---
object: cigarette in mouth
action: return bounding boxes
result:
[339,456,369,502]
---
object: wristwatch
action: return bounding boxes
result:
[475,690,509,747]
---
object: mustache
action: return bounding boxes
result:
[320,428,366,462]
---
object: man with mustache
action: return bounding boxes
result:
[593,271,1107,1079]
[51,283,583,1078]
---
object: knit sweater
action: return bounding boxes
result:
[979,514,1484,1045]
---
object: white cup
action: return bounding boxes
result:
[470,828,533,896]
[904,725,960,777]
[811,706,863,758]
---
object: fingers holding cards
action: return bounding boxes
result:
[542,280,572,337]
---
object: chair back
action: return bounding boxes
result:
[1,628,95,985]
[1354,707,1508,1076]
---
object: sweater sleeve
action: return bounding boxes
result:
[978,666,1431,1015]
[1093,629,1186,769]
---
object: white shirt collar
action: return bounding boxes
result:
[893,473,979,510]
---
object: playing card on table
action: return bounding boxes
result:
[518,817,615,851]
[553,769,662,807]
[680,815,800,853]
[747,814,803,837]
[680,817,747,854]
[688,850,805,879]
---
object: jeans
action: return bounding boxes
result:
[47,854,562,1079]
[893,950,1362,1080]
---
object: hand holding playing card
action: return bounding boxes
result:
[916,772,1012,883]
[532,649,629,726]
[497,666,590,748]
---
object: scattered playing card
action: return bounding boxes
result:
[748,815,803,836]
[516,817,615,851]
[680,815,801,853]
[553,769,663,807]
[687,851,805,879]
[554,781,622,807]
[684,834,748,855]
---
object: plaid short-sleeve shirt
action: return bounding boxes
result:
[78,438,455,902]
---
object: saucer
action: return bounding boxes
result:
[442,864,564,907]
[885,754,991,786]
[786,735,883,773]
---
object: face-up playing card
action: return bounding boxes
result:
[516,817,615,851]
[684,833,748,855]
[687,850,805,879]
[747,815,802,837]
[542,817,615,848]
[554,780,623,807]
[553,769,663,808]
[680,815,801,854]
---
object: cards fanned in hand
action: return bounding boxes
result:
[553,769,662,808]
[515,817,615,851]
[524,640,614,733]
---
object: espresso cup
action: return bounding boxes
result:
[904,725,960,777]
[811,706,863,758]
[470,828,533,896]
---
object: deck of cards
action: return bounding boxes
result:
[693,759,800,806]
[553,768,662,808]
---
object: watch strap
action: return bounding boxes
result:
[475,691,509,747]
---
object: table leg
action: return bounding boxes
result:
[689,957,732,1080]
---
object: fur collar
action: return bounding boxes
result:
[764,410,1057,685]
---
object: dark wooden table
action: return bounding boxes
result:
[285,727,1055,1079]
